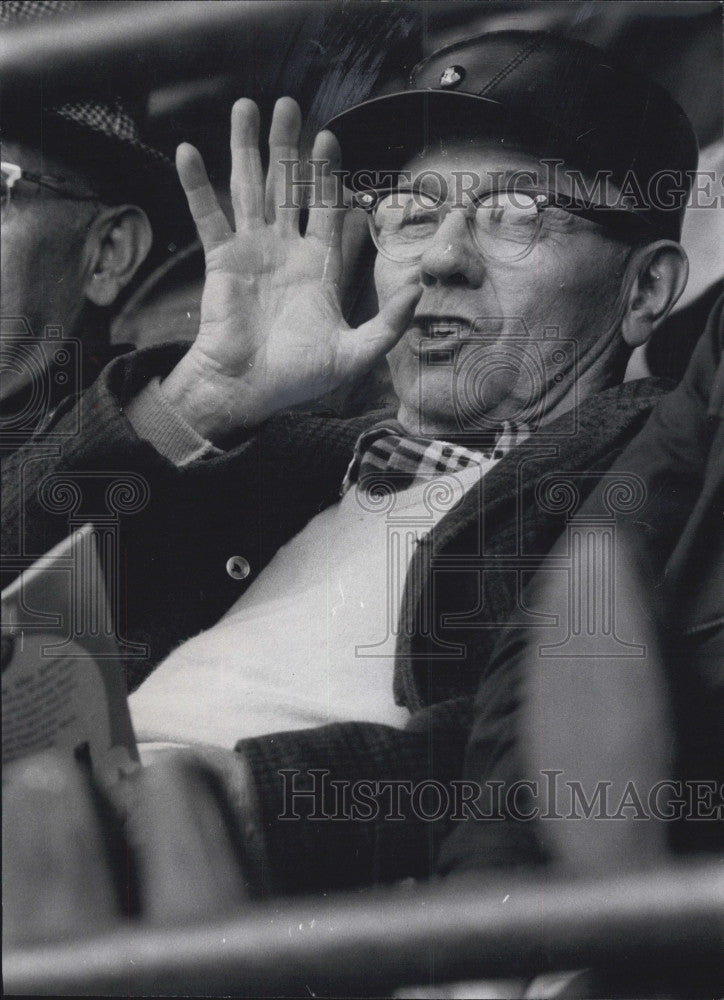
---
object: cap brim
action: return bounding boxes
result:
[325,88,682,237]
[325,89,576,188]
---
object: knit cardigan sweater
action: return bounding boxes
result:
[1,344,672,894]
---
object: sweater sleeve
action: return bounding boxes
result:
[235,696,473,896]
[125,377,222,465]
[1,345,280,689]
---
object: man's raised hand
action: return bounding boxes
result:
[161,97,420,443]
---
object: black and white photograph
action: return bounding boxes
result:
[1,1,722,996]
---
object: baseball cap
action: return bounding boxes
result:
[326,31,699,239]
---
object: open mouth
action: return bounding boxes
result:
[408,316,472,357]
[419,317,471,339]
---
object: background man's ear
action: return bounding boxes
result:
[83,206,153,308]
[621,241,689,348]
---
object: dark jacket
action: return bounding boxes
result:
[440,294,723,874]
[0,331,132,452]
[1,345,672,893]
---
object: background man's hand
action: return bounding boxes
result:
[3,746,265,945]
[161,97,420,443]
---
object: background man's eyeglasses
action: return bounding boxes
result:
[352,187,650,264]
[1,162,99,219]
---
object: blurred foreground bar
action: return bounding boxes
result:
[0,0,320,97]
[4,860,723,996]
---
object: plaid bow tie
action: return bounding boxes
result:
[342,419,528,494]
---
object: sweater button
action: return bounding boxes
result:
[226,555,251,580]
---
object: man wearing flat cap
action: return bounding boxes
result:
[0,0,188,441]
[3,30,705,906]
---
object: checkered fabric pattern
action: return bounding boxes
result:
[342,419,529,493]
[50,99,170,164]
[0,0,75,22]
[56,99,141,144]
[1,1,173,169]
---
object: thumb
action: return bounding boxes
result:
[352,284,422,366]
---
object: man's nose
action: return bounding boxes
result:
[418,210,486,288]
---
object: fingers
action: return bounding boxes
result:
[230,98,265,225]
[348,284,422,369]
[121,754,252,924]
[176,142,233,252]
[305,129,346,248]
[3,753,120,945]
[265,96,302,232]
[190,95,343,244]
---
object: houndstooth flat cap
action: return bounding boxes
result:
[1,0,189,247]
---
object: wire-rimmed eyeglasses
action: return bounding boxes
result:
[1,161,99,219]
[352,185,650,264]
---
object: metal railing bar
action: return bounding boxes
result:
[0,1,322,96]
[4,859,723,996]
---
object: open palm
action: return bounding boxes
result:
[162,98,419,441]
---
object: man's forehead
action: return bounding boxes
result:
[402,137,551,184]
[398,138,618,201]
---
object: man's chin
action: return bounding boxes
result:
[397,390,534,439]
[395,400,487,439]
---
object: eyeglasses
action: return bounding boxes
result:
[352,186,649,264]
[1,161,99,219]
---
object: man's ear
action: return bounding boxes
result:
[83,205,153,308]
[620,241,689,348]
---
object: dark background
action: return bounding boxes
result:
[2,0,721,395]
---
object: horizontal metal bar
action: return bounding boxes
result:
[0,0,320,96]
[4,860,723,996]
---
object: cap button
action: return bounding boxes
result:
[439,65,465,89]
[226,555,251,581]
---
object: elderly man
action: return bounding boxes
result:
[3,32,696,901]
[0,60,187,435]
